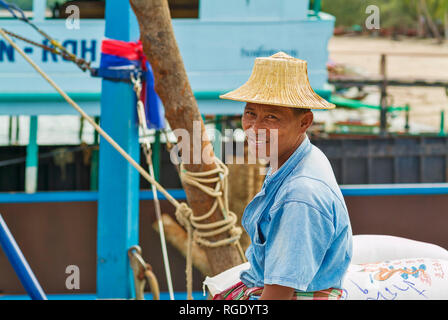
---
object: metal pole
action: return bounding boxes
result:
[78,116,84,143]
[313,0,321,14]
[439,110,445,136]
[0,214,47,300]
[25,115,38,193]
[32,0,47,23]
[404,104,410,133]
[152,130,161,181]
[8,116,12,145]
[96,2,140,299]
[379,53,388,136]
[90,116,99,191]
[15,116,19,144]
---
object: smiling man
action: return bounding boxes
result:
[216,52,353,300]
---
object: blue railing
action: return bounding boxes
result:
[0,189,186,203]
[340,183,448,196]
[1,184,448,203]
[0,214,47,300]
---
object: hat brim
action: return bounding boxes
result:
[219,92,336,110]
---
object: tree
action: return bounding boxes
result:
[322,0,446,40]
[6,0,32,10]
[419,0,443,43]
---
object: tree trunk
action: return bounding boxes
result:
[416,1,425,38]
[445,10,448,41]
[129,0,244,276]
[420,0,443,43]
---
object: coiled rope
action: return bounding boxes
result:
[175,159,246,299]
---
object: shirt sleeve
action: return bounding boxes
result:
[263,201,335,291]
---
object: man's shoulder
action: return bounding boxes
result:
[275,174,346,216]
[289,144,344,199]
[280,175,336,201]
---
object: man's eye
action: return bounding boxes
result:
[245,111,256,116]
[267,115,277,120]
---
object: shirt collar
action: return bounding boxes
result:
[264,134,311,186]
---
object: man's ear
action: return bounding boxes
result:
[300,111,314,130]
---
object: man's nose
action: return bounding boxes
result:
[252,117,266,133]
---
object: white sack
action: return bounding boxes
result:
[352,235,448,265]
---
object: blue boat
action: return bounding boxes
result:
[0,0,447,300]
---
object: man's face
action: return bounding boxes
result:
[241,103,312,166]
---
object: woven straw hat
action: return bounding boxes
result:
[220,52,335,110]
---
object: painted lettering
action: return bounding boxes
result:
[241,46,298,58]
[42,39,58,62]
[0,40,14,62]
[81,40,96,62]
[62,39,78,61]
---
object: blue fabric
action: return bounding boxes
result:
[99,53,140,69]
[98,53,165,130]
[240,135,353,292]
[143,62,165,130]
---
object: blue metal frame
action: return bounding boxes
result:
[0,291,206,300]
[341,184,448,196]
[1,184,448,204]
[0,214,47,300]
[96,2,140,299]
[0,190,187,203]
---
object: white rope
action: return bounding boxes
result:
[176,158,246,299]
[131,74,175,301]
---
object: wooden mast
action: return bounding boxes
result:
[129,0,244,275]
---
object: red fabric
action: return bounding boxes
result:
[101,38,149,106]
[212,281,344,300]
[101,39,145,61]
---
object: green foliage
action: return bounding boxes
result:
[2,0,77,11]
[7,0,32,10]
[322,0,447,29]
[47,0,62,8]
[321,0,367,27]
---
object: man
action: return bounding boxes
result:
[216,52,353,300]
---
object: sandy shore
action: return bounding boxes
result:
[328,36,448,131]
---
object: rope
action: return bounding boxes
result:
[3,29,61,56]
[176,158,246,300]
[4,27,92,72]
[128,245,160,300]
[179,159,243,248]
[131,73,175,300]
[0,28,246,301]
[0,0,91,72]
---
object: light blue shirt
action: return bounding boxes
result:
[240,135,353,292]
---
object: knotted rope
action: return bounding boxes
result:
[175,158,246,300]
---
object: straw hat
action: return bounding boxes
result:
[220,52,335,110]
